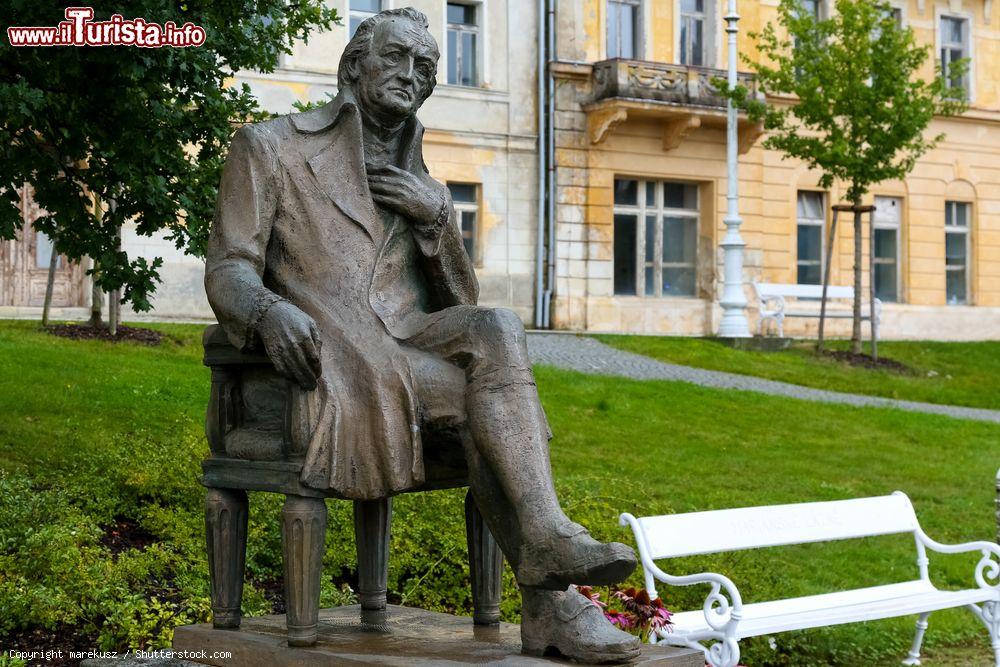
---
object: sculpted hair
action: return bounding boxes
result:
[338,7,437,95]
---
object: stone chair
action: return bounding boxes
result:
[200,324,504,647]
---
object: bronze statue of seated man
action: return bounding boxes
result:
[205,7,639,663]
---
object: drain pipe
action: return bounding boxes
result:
[534,0,547,328]
[543,0,556,328]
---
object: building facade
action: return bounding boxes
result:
[5,0,1000,341]
[548,0,1000,339]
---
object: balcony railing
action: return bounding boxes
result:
[591,59,758,109]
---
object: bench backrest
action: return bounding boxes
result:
[755,282,854,300]
[632,493,919,559]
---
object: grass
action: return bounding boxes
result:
[1,320,998,665]
[596,335,1000,411]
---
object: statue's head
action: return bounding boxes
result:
[339,7,439,126]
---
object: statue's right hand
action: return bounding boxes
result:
[256,300,323,390]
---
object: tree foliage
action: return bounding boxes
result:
[729,0,967,203]
[0,1,338,310]
[724,0,968,354]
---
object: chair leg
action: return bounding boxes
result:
[902,612,930,665]
[205,487,248,630]
[354,498,392,627]
[282,494,327,647]
[465,491,504,626]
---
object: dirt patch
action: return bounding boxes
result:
[822,349,914,374]
[45,324,165,346]
[255,576,287,615]
[99,517,158,556]
[1,625,99,666]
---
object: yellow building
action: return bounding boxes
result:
[548,0,1000,338]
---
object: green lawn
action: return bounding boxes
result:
[1,321,999,665]
[596,335,1000,410]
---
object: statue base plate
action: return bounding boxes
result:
[173,604,703,666]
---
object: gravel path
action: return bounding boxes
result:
[526,332,1000,424]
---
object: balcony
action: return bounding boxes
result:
[582,59,764,152]
[592,59,758,107]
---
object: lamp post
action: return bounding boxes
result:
[717,0,751,338]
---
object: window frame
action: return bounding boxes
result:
[34,231,62,270]
[936,10,974,102]
[348,0,383,38]
[944,200,971,305]
[607,0,643,60]
[448,182,480,266]
[795,190,826,286]
[792,0,825,21]
[872,195,903,303]
[612,178,699,298]
[677,0,714,67]
[446,1,482,87]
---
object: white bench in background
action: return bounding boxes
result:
[753,282,881,339]
[620,492,1000,667]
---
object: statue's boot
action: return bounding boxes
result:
[521,586,641,664]
[516,521,637,589]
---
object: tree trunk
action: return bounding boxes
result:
[88,260,103,328]
[109,288,119,336]
[817,208,840,353]
[851,197,863,355]
[868,209,879,361]
[41,245,58,327]
[108,203,121,337]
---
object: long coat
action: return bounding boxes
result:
[205,88,479,499]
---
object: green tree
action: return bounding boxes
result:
[727,0,966,356]
[0,2,338,313]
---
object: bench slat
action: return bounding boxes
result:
[755,283,855,299]
[668,581,996,640]
[636,494,918,559]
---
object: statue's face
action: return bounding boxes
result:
[356,18,438,123]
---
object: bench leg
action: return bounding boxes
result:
[205,488,248,630]
[987,601,1000,667]
[968,601,1000,667]
[902,612,929,666]
[465,491,503,625]
[354,498,391,628]
[282,494,327,647]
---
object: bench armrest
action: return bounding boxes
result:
[619,513,744,634]
[916,528,1000,589]
[757,294,785,314]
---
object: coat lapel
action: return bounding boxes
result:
[292,88,430,245]
[303,105,381,244]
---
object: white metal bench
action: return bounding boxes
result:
[620,492,1000,667]
[753,282,881,339]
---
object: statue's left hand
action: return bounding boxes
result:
[368,165,448,232]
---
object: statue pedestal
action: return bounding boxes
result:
[173,604,703,666]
